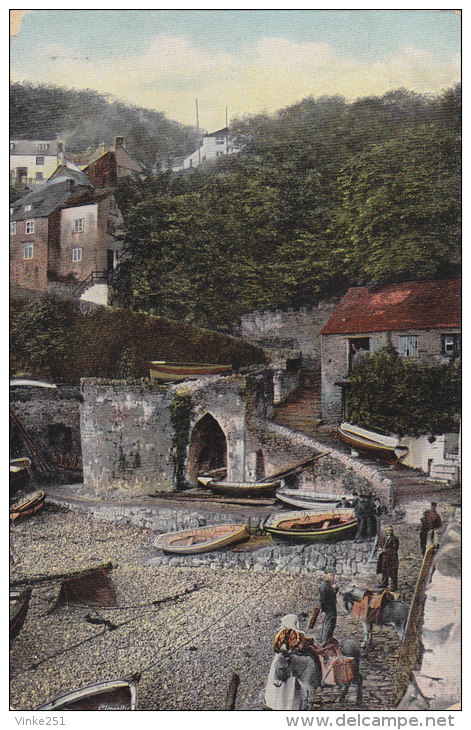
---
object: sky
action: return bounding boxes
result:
[10,9,461,131]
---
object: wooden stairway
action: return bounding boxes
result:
[273,369,322,436]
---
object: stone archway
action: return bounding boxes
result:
[187,413,227,485]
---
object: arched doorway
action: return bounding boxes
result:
[187,414,227,485]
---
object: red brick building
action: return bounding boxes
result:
[10,168,122,295]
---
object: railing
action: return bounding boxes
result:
[11,177,46,191]
[71,270,109,297]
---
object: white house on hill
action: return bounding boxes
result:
[171,127,240,171]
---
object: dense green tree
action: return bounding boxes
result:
[346,345,461,436]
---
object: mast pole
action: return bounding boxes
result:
[196,99,201,166]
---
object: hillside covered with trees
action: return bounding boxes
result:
[111,85,460,331]
[10,82,198,166]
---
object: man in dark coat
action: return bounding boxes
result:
[419,502,442,554]
[364,493,378,539]
[354,494,367,541]
[318,571,338,644]
[377,526,399,591]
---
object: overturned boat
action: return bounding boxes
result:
[264,509,357,542]
[10,490,46,525]
[276,488,349,510]
[10,587,32,641]
[338,422,408,462]
[36,677,138,711]
[154,523,249,554]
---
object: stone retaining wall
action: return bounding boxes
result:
[47,495,377,582]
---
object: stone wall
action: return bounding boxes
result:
[10,384,82,468]
[80,370,275,496]
[47,492,377,582]
[240,304,337,367]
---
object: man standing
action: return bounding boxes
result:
[419,502,442,554]
[318,571,338,644]
[377,526,399,591]
[354,494,367,541]
[364,493,378,539]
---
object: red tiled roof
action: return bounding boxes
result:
[61,189,113,208]
[320,279,461,335]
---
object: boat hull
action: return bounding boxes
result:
[264,509,357,542]
[207,480,280,498]
[10,458,32,495]
[10,490,46,525]
[276,489,344,510]
[150,361,232,382]
[337,422,402,462]
[36,679,138,711]
[10,588,32,640]
[154,523,249,554]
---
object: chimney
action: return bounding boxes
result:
[114,136,125,149]
[98,141,106,154]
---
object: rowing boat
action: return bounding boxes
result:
[36,678,138,711]
[205,479,280,498]
[197,467,227,487]
[149,361,232,383]
[154,523,249,554]
[276,488,348,510]
[10,588,32,640]
[338,422,408,462]
[10,490,46,525]
[10,457,32,494]
[264,509,357,542]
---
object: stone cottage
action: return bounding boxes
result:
[319,278,461,425]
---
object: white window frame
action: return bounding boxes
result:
[10,222,16,235]
[23,243,34,260]
[36,156,44,165]
[37,143,49,151]
[24,204,32,212]
[73,218,85,233]
[398,335,418,357]
[25,219,35,234]
[72,247,82,262]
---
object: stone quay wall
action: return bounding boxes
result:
[47,493,377,582]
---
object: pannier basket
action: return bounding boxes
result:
[332,657,356,684]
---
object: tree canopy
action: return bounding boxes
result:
[110,86,460,330]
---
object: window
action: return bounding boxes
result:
[25,219,35,234]
[348,337,370,371]
[73,218,84,233]
[35,172,43,180]
[399,335,418,357]
[216,135,225,144]
[23,243,33,260]
[106,220,114,235]
[10,222,16,235]
[441,333,461,358]
[36,156,44,165]
[37,143,49,151]
[72,247,82,262]
[24,204,32,212]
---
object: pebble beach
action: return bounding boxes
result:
[10,501,426,712]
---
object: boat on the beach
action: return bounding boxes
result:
[10,587,32,640]
[263,509,357,542]
[276,488,350,510]
[337,421,408,462]
[36,677,139,711]
[154,523,249,554]
[10,490,46,525]
[197,467,227,487]
[204,479,280,498]
[10,457,32,494]
[149,361,232,383]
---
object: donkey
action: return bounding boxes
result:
[342,590,409,648]
[266,636,363,709]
